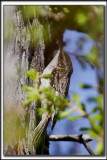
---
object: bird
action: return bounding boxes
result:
[33,47,73,151]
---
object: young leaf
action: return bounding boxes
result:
[88,130,99,139]
[63,8,70,14]
[96,94,103,107]
[41,74,53,79]
[89,118,102,133]
[90,106,101,114]
[38,107,47,116]
[82,46,98,66]
[80,83,92,89]
[57,110,71,120]
[87,97,97,103]
[95,141,103,155]
[40,86,52,93]
[80,128,90,131]
[72,94,81,106]
[88,95,103,107]
[45,90,55,101]
[23,99,35,106]
[90,113,103,123]
[26,68,37,81]
[22,85,35,92]
[26,91,41,100]
[54,95,68,109]
[68,116,81,121]
[81,103,86,111]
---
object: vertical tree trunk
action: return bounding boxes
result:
[4,6,50,155]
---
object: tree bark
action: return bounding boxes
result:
[4,6,50,155]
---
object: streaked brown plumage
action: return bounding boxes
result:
[33,48,73,149]
[51,48,73,96]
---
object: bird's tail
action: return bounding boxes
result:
[33,112,51,150]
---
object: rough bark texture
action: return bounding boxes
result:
[4,6,72,155]
[4,6,52,155]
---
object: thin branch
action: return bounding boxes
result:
[83,141,95,155]
[49,134,93,143]
[49,134,95,155]
[67,102,87,117]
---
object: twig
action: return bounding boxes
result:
[49,134,93,142]
[83,141,95,155]
[67,102,87,117]
[49,134,95,155]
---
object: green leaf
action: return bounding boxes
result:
[82,46,98,66]
[63,8,70,13]
[72,94,81,106]
[90,113,103,123]
[23,99,35,106]
[96,141,103,155]
[90,106,101,114]
[41,74,53,79]
[26,69,37,81]
[54,7,58,11]
[68,116,81,121]
[22,86,35,92]
[96,94,103,107]
[54,95,68,107]
[76,12,87,25]
[88,129,99,139]
[89,117,103,133]
[88,130,99,139]
[45,90,55,101]
[80,128,90,131]
[57,110,71,120]
[80,83,92,89]
[87,97,97,103]
[38,107,47,116]
[81,103,86,111]
[26,91,41,100]
[40,86,52,93]
[88,94,103,107]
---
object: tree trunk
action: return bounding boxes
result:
[4,6,52,155]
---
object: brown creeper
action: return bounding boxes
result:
[33,48,73,149]
[41,48,73,96]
